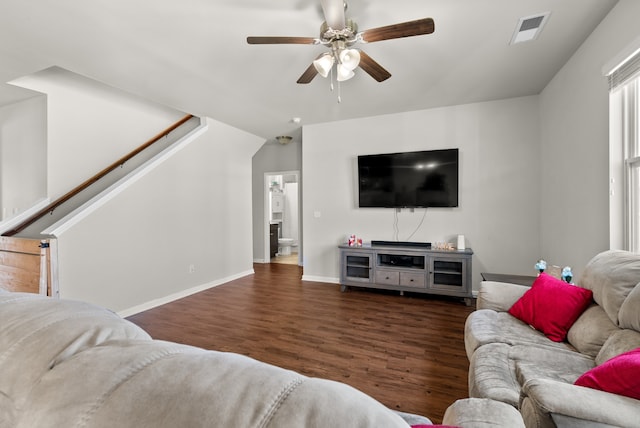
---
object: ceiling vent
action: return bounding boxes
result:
[510,12,550,45]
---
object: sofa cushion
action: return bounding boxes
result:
[476,281,529,311]
[0,292,151,412]
[567,304,619,357]
[619,283,640,330]
[520,378,640,428]
[442,398,525,428]
[18,340,410,428]
[515,354,594,387]
[596,329,640,366]
[575,347,640,400]
[464,309,573,360]
[468,343,520,406]
[579,250,640,326]
[469,342,594,407]
[508,273,593,342]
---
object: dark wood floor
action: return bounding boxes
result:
[127,263,475,423]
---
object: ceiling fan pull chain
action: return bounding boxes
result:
[330,68,335,92]
[338,80,342,103]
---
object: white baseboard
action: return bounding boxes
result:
[301,275,339,284]
[118,268,254,318]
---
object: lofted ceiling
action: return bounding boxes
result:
[0,0,618,141]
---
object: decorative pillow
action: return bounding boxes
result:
[574,347,640,400]
[508,273,593,342]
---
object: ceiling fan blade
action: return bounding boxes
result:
[358,51,391,82]
[360,18,435,43]
[247,36,318,45]
[297,62,319,84]
[320,0,345,30]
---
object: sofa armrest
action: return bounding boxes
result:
[520,378,640,428]
[476,281,529,311]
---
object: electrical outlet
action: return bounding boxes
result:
[188,264,195,273]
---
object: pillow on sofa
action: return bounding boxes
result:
[574,347,640,400]
[508,273,593,342]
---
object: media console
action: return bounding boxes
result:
[338,242,473,305]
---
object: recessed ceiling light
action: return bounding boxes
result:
[510,12,551,45]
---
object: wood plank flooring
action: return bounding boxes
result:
[126,263,475,423]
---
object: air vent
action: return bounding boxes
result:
[510,12,550,45]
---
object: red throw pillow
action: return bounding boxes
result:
[508,273,593,342]
[574,347,640,400]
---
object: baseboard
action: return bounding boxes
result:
[301,275,339,284]
[118,268,255,318]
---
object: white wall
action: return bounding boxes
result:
[56,118,263,313]
[539,0,640,275]
[7,67,264,313]
[10,67,185,200]
[0,95,47,220]
[302,96,541,291]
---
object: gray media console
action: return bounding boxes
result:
[338,243,473,305]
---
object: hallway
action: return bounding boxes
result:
[271,253,298,265]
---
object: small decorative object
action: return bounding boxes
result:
[434,242,455,251]
[357,238,363,247]
[562,266,573,284]
[535,259,547,275]
[348,234,356,246]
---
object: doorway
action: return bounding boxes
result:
[264,171,301,265]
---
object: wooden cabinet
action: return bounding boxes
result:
[339,244,473,305]
[269,223,279,259]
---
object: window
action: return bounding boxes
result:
[609,50,640,252]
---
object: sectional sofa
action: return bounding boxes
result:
[0,289,441,427]
[464,250,640,427]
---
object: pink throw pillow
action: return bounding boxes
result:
[508,273,593,342]
[574,347,640,400]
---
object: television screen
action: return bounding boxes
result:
[358,148,459,208]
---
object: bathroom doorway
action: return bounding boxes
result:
[264,171,301,265]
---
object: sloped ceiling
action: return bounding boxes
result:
[0,0,618,141]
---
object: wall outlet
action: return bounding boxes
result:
[188,264,195,273]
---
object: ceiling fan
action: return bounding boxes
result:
[246,0,435,84]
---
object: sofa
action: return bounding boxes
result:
[0,289,441,428]
[464,249,640,427]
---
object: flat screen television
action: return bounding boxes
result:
[358,148,459,208]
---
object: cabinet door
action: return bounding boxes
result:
[269,224,278,258]
[272,194,284,213]
[342,251,373,283]
[428,257,469,296]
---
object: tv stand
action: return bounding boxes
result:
[339,243,473,305]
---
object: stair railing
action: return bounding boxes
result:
[2,114,194,237]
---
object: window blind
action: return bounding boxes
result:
[609,49,640,91]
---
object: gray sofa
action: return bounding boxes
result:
[0,289,434,428]
[464,250,640,427]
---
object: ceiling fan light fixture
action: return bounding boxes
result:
[339,48,360,71]
[276,135,293,145]
[313,53,335,78]
[336,64,355,81]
